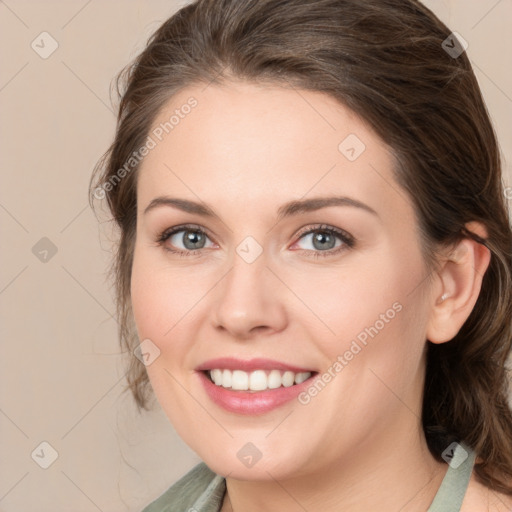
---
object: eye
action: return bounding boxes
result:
[291,224,355,258]
[157,223,355,258]
[157,224,216,256]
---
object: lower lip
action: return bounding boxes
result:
[197,371,317,415]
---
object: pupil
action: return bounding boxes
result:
[184,231,204,249]
[313,231,334,250]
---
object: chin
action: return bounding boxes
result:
[197,445,309,481]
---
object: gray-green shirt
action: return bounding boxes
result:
[142,443,475,512]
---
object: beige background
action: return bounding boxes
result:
[0,1,510,511]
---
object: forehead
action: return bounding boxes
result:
[137,81,412,225]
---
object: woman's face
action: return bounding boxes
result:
[131,81,436,480]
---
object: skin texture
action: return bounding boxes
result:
[130,81,503,511]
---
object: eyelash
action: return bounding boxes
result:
[156,223,355,259]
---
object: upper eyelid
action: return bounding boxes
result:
[159,223,215,241]
[295,224,353,241]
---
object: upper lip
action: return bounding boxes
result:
[195,357,315,373]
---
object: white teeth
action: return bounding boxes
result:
[294,372,310,384]
[249,370,267,391]
[208,369,312,391]
[211,369,223,386]
[221,369,232,388]
[282,371,295,387]
[267,369,282,389]
[231,370,249,391]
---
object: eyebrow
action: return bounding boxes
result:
[143,195,379,220]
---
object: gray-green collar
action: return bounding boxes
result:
[427,442,476,512]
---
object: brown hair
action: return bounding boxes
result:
[91,0,512,495]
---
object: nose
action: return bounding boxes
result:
[211,253,288,340]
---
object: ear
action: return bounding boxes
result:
[426,222,491,344]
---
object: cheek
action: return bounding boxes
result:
[291,247,430,416]
[130,250,203,425]
[289,248,426,348]
[131,259,167,340]
[130,246,213,385]
[130,250,185,393]
[324,252,428,393]
[130,246,196,343]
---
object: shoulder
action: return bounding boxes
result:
[461,471,512,512]
[140,462,226,512]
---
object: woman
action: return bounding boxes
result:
[91,0,512,510]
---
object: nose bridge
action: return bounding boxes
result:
[211,244,287,338]
[222,231,269,297]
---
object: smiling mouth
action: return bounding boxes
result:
[204,368,317,392]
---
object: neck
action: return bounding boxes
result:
[221,423,448,512]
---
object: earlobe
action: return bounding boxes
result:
[426,222,491,344]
